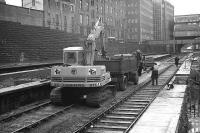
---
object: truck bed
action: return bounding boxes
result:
[94,57,137,74]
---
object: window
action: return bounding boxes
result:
[91,10,95,19]
[86,15,89,25]
[56,2,60,8]
[64,52,77,64]
[80,14,83,24]
[100,6,103,14]
[32,0,35,6]
[86,2,89,11]
[48,12,50,18]
[96,5,98,13]
[91,0,94,6]
[56,14,59,26]
[80,0,82,9]
[64,16,67,28]
[48,0,50,8]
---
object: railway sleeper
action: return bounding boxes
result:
[112,111,139,116]
[100,119,132,125]
[119,104,146,109]
[92,124,127,131]
[95,121,130,128]
[127,99,151,102]
[124,101,149,105]
[105,115,136,120]
[87,128,124,133]
[116,108,142,112]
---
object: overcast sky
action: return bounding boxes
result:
[5,0,200,16]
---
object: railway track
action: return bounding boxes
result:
[0,101,73,133]
[74,64,178,133]
[0,55,185,133]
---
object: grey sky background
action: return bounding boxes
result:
[5,0,200,15]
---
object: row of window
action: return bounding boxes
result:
[79,13,124,28]
[127,19,138,24]
[47,0,74,12]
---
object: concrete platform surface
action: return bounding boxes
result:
[129,85,187,133]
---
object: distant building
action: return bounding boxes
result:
[22,0,43,10]
[0,0,5,4]
[1,0,175,42]
[163,0,174,40]
[22,0,75,32]
[0,2,44,26]
[125,0,153,42]
[174,14,200,40]
[104,0,126,39]
[153,0,174,40]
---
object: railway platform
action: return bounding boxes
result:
[129,59,192,133]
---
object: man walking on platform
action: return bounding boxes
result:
[137,61,143,76]
[151,63,158,85]
[175,56,179,67]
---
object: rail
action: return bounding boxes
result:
[74,64,178,133]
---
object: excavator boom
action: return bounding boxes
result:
[85,18,105,65]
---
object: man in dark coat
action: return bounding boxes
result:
[175,56,179,67]
[151,63,158,85]
[137,61,143,76]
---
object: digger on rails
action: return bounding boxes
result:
[50,18,115,107]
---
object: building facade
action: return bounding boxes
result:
[22,0,75,32]
[163,0,174,40]
[104,0,126,39]
[0,2,44,27]
[125,0,153,42]
[153,0,174,40]
[73,0,126,40]
[22,0,43,10]
[0,0,5,4]
[17,0,174,42]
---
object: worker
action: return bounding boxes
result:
[135,49,142,67]
[174,56,179,67]
[151,63,159,85]
[137,61,143,76]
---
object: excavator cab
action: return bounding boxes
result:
[63,47,85,66]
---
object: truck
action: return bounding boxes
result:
[94,54,138,91]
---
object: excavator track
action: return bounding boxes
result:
[86,85,116,107]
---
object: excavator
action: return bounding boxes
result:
[50,18,115,107]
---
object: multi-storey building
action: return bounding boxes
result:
[153,0,174,40]
[104,0,126,39]
[0,0,5,4]
[0,2,44,27]
[22,0,75,32]
[163,0,174,40]
[153,0,163,40]
[73,0,125,40]
[125,0,153,42]
[73,0,102,36]
[20,0,174,42]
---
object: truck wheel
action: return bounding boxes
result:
[119,76,128,91]
[134,73,139,85]
[129,72,138,85]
